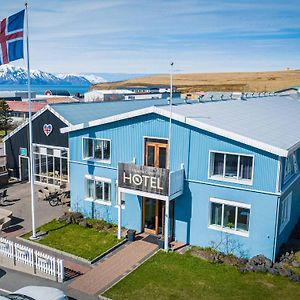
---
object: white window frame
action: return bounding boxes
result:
[82,137,111,164]
[32,143,69,187]
[208,197,251,237]
[279,191,292,233]
[284,152,298,184]
[208,150,254,186]
[85,175,112,206]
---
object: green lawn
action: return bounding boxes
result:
[104,251,300,300]
[22,219,122,260]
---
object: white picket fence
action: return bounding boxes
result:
[0,237,64,282]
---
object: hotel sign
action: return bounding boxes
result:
[118,163,169,196]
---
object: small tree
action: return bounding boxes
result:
[0,100,12,135]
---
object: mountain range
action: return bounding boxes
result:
[0,65,106,86]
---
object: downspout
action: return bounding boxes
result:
[272,196,280,262]
[272,158,282,262]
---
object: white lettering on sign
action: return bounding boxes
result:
[132,174,142,186]
[123,171,164,191]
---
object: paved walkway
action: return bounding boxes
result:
[69,237,158,295]
[1,181,68,233]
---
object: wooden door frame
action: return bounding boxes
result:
[144,140,168,168]
[142,198,159,235]
[142,139,169,235]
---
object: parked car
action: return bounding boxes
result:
[0,286,68,300]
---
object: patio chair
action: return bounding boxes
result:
[0,216,11,233]
[37,189,45,201]
[43,188,50,198]
[0,189,7,203]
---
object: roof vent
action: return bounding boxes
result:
[197,95,205,102]
[232,92,245,100]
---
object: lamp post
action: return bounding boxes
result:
[165,62,174,251]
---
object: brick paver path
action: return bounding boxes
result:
[68,238,158,295]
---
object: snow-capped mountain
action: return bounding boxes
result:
[56,73,91,85]
[0,65,106,85]
[80,74,107,84]
[57,73,106,85]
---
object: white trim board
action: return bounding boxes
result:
[60,105,290,157]
[3,104,73,142]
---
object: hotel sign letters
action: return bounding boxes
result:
[118,163,169,196]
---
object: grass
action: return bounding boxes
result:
[22,219,122,260]
[104,251,300,300]
[94,69,300,93]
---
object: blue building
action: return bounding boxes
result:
[58,93,300,261]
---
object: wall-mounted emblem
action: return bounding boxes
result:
[43,124,53,136]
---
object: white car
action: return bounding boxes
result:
[0,286,68,300]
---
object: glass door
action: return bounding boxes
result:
[143,198,158,234]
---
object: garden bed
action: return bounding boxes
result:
[22,216,124,261]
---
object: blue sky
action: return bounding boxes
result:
[4,0,300,74]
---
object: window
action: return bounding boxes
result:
[83,138,111,162]
[209,198,251,236]
[280,192,292,233]
[85,176,111,204]
[209,151,253,184]
[33,144,68,187]
[284,152,298,183]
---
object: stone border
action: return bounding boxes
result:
[99,248,160,298]
[90,238,127,264]
[17,236,127,265]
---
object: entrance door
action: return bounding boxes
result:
[20,156,29,181]
[143,139,168,235]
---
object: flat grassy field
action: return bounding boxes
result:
[93,69,300,93]
[104,251,300,300]
[22,219,121,260]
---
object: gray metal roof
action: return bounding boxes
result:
[158,95,300,153]
[50,98,183,125]
[56,93,300,156]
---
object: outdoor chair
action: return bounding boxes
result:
[37,189,45,201]
[43,188,50,198]
[0,216,11,233]
[0,189,7,204]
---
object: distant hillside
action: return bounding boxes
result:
[92,70,300,92]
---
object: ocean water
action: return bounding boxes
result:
[0,84,90,95]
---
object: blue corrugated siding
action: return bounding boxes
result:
[175,181,277,259]
[277,174,300,255]
[69,113,279,193]
[68,113,281,259]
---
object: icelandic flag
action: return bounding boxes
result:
[0,10,24,65]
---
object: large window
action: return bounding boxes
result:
[209,198,251,236]
[209,151,253,184]
[284,152,298,183]
[279,192,292,233]
[33,144,68,187]
[83,138,111,162]
[85,176,111,204]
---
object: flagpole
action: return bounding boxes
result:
[25,3,36,239]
